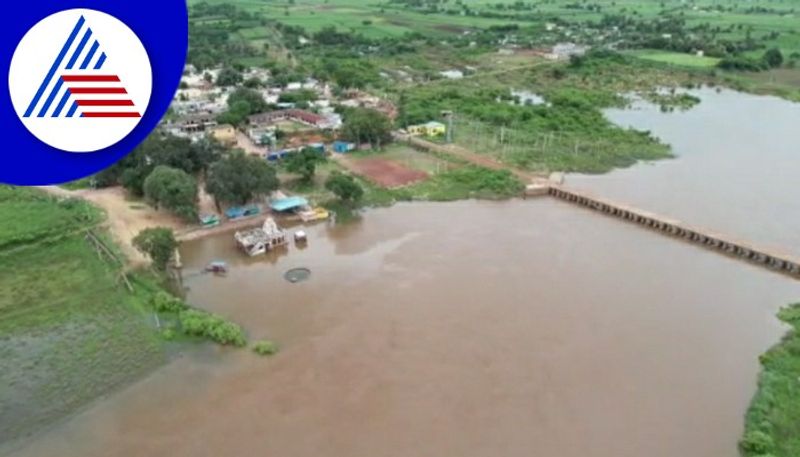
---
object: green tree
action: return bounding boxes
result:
[217,88,269,126]
[133,227,178,270]
[285,148,326,182]
[341,108,392,149]
[763,48,784,68]
[143,166,198,221]
[325,172,363,202]
[216,67,243,87]
[205,151,279,206]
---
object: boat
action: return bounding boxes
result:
[205,261,228,274]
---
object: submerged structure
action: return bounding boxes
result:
[234,218,287,256]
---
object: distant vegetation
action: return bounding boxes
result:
[741,303,800,457]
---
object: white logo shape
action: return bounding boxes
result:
[8,9,152,153]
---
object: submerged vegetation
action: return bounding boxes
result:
[0,186,164,443]
[741,303,800,457]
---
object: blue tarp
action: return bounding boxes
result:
[333,141,355,153]
[225,205,260,219]
[270,196,309,212]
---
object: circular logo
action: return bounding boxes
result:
[8,9,152,153]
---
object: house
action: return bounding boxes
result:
[248,109,330,129]
[333,141,356,153]
[210,124,236,146]
[407,121,446,137]
[179,113,217,133]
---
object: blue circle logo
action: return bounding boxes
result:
[1,1,187,185]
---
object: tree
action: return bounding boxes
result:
[133,227,178,270]
[217,88,269,126]
[341,107,392,149]
[216,67,243,87]
[94,132,223,194]
[285,148,326,182]
[143,166,198,221]
[325,172,363,203]
[763,48,784,68]
[206,151,279,206]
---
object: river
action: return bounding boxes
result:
[5,88,800,457]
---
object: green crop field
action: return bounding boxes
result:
[0,187,164,445]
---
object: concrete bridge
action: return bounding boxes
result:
[542,184,800,278]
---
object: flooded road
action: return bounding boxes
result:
[6,89,800,457]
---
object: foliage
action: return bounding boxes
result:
[340,107,393,149]
[742,302,800,457]
[205,151,279,206]
[405,166,523,200]
[218,87,269,126]
[178,309,247,347]
[132,227,178,270]
[325,171,364,202]
[216,66,243,87]
[285,148,326,182]
[95,133,223,195]
[150,291,188,313]
[143,166,199,221]
[763,48,784,69]
[253,340,279,356]
[718,55,768,72]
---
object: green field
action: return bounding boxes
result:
[0,187,164,445]
[629,50,722,68]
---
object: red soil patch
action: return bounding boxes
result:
[348,157,428,188]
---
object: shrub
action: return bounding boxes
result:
[179,309,247,347]
[740,430,774,455]
[150,291,188,313]
[253,340,279,356]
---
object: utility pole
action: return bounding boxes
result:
[442,110,454,144]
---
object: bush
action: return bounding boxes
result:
[150,291,188,313]
[179,309,247,347]
[740,430,774,455]
[253,340,279,356]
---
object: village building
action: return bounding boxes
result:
[407,121,447,137]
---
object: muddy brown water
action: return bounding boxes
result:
[5,88,800,457]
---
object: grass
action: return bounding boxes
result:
[0,194,165,443]
[629,50,721,68]
[0,186,102,250]
[741,303,800,457]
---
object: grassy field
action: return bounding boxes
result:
[741,303,800,457]
[0,187,165,445]
[629,50,721,68]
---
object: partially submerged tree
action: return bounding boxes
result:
[325,172,363,203]
[205,151,279,206]
[285,147,326,183]
[133,227,178,270]
[143,166,198,221]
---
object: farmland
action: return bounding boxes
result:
[0,187,165,445]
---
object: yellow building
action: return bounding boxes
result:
[210,124,237,146]
[407,121,446,137]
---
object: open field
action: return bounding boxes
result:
[339,156,429,188]
[629,50,721,68]
[0,187,164,445]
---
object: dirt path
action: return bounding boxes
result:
[37,186,187,266]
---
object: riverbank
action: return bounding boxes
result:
[0,186,166,446]
[741,303,800,457]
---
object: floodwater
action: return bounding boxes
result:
[6,89,800,457]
